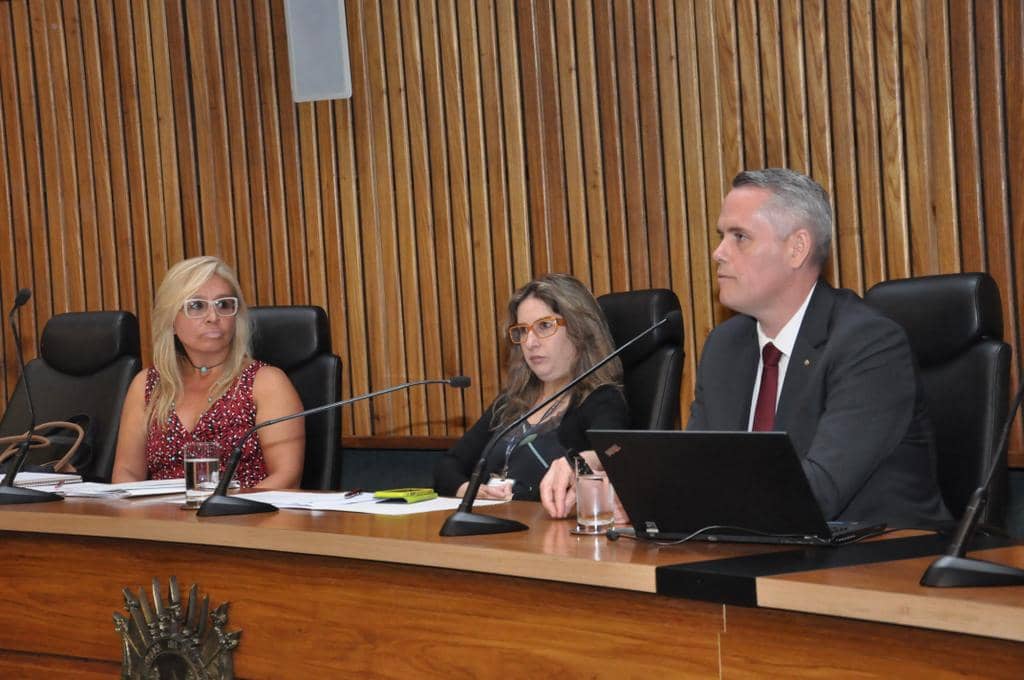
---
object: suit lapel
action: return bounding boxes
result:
[724,317,760,428]
[775,281,834,431]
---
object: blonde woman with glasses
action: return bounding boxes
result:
[112,256,304,489]
[433,274,628,502]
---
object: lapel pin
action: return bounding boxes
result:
[803,359,811,367]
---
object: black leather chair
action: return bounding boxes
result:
[597,289,684,429]
[0,311,142,482]
[865,273,1011,525]
[249,306,342,490]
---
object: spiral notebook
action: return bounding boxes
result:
[587,430,885,546]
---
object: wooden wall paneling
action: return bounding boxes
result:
[850,2,886,288]
[674,0,711,418]
[0,1,23,397]
[218,0,258,297]
[1005,0,1024,464]
[233,1,271,302]
[900,0,938,275]
[570,0,610,295]
[442,0,487,426]
[476,0,515,326]
[130,0,171,284]
[692,0,726,330]
[825,1,862,291]
[97,1,138,322]
[335,96,368,436]
[735,0,764,169]
[760,0,786,169]
[781,0,809,173]
[62,0,102,311]
[654,0,694,423]
[152,0,186,270]
[553,0,591,287]
[634,0,670,289]
[592,0,629,293]
[382,0,429,434]
[398,1,447,435]
[875,0,911,281]
[537,0,570,274]
[457,0,503,426]
[949,0,984,272]
[27,1,62,316]
[417,0,467,431]
[45,1,85,312]
[496,0,532,293]
[79,1,123,307]
[115,0,158,327]
[251,0,290,303]
[975,0,1017,363]
[802,0,832,228]
[296,101,327,306]
[614,1,650,290]
[711,0,742,186]
[350,0,408,434]
[922,0,961,275]
[269,0,309,302]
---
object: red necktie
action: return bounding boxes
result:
[752,343,783,431]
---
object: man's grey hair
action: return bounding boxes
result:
[732,168,833,266]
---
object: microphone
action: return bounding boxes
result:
[196,376,472,517]
[920,376,1024,586]
[0,288,62,504]
[439,311,680,536]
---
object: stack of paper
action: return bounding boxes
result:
[35,478,186,498]
[0,471,81,488]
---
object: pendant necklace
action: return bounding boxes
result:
[186,356,227,377]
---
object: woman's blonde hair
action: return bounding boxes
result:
[147,256,251,427]
[492,273,622,429]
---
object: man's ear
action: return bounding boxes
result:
[788,228,812,268]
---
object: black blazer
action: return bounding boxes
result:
[688,281,950,526]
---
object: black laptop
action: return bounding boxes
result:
[586,430,885,546]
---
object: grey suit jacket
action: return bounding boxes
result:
[688,281,950,525]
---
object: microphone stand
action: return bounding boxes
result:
[197,376,471,517]
[920,378,1024,587]
[439,313,676,537]
[0,289,62,505]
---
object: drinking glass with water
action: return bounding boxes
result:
[183,442,221,509]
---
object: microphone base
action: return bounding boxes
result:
[0,485,63,505]
[196,493,277,517]
[439,510,528,537]
[920,554,1024,588]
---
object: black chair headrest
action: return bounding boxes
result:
[40,311,141,376]
[864,273,1003,366]
[249,306,332,370]
[597,289,683,367]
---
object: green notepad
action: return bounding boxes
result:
[373,488,438,503]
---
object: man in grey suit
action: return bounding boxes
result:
[688,168,948,525]
[542,168,948,526]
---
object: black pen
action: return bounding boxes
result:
[343,488,363,498]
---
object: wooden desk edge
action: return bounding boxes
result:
[756,577,1024,642]
[0,510,658,594]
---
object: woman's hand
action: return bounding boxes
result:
[456,480,513,500]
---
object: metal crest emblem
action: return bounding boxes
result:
[113,576,240,680]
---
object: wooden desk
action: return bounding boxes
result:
[0,498,1022,678]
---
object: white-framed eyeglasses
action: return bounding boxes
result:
[182,297,239,319]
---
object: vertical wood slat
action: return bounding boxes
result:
[0,0,1020,463]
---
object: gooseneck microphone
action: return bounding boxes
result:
[0,288,62,504]
[920,376,1024,587]
[439,311,680,537]
[197,376,472,517]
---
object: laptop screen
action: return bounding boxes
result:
[587,430,836,540]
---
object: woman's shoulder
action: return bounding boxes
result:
[249,360,297,394]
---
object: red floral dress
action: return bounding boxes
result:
[143,361,268,488]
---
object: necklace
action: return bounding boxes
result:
[500,393,566,480]
[185,355,227,377]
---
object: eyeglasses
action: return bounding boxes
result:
[508,316,566,344]
[182,297,239,319]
